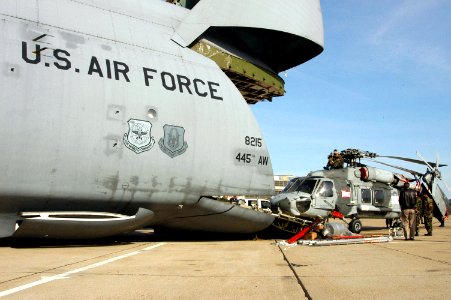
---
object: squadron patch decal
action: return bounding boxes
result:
[123,119,155,154]
[159,125,188,158]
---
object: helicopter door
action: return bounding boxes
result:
[314,180,336,210]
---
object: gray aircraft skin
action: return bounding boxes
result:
[0,0,324,238]
[272,168,403,220]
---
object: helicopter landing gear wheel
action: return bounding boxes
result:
[349,219,362,233]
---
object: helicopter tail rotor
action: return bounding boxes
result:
[414,151,449,218]
[416,151,442,179]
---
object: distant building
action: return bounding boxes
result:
[237,175,295,200]
[274,175,295,193]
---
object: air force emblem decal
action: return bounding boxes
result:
[159,125,188,158]
[123,119,155,154]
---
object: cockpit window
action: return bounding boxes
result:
[288,180,302,193]
[295,179,318,194]
[281,179,296,193]
[317,181,334,197]
[281,178,317,194]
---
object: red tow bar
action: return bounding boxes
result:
[286,218,323,244]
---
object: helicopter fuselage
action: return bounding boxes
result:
[271,167,402,221]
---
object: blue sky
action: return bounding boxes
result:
[251,0,451,198]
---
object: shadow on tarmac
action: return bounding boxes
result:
[362,225,388,231]
[0,228,266,248]
[0,223,394,248]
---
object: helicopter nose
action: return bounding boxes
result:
[295,198,311,213]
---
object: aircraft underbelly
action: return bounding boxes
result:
[0,4,274,214]
[12,208,155,239]
[154,197,275,233]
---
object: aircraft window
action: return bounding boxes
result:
[289,181,302,192]
[295,179,318,194]
[361,189,371,203]
[374,190,384,205]
[261,201,271,209]
[248,200,257,206]
[281,180,295,193]
[282,178,301,193]
[317,181,334,197]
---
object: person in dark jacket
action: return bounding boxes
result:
[399,182,417,240]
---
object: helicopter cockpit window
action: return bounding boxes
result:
[374,190,384,205]
[361,189,371,203]
[283,179,302,193]
[295,179,318,194]
[317,181,334,197]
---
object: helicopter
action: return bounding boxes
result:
[270,149,450,233]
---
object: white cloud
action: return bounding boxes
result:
[366,0,451,73]
[370,0,441,45]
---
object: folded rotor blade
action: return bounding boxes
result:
[368,159,424,176]
[378,155,447,168]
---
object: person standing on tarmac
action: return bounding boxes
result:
[415,193,424,236]
[399,182,417,240]
[422,191,434,236]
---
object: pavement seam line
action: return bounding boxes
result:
[0,242,166,298]
[373,243,451,265]
[277,243,312,300]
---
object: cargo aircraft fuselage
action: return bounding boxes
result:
[0,0,324,238]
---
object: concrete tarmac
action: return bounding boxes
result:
[0,219,449,299]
